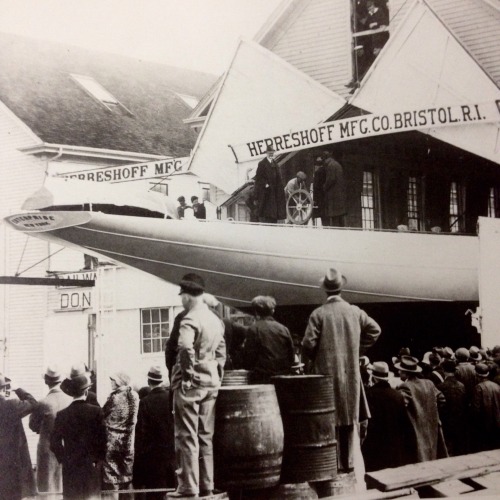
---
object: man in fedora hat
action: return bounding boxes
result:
[471,363,500,452]
[169,273,226,498]
[302,267,381,473]
[134,366,176,498]
[61,362,99,406]
[29,365,72,494]
[51,373,106,499]
[254,144,286,223]
[436,359,467,456]
[0,374,37,500]
[395,355,447,462]
[362,362,412,471]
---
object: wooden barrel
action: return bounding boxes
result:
[221,369,250,386]
[214,385,284,490]
[272,375,337,483]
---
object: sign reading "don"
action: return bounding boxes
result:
[57,290,92,311]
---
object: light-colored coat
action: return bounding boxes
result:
[29,385,71,493]
[171,302,226,391]
[302,295,381,426]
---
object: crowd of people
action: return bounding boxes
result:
[1,268,499,499]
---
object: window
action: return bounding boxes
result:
[407,176,422,231]
[141,308,170,354]
[199,183,211,202]
[70,74,133,115]
[150,182,168,195]
[361,170,377,229]
[449,181,466,232]
[488,186,499,218]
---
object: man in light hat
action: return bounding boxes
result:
[29,365,71,494]
[471,363,500,452]
[0,374,37,500]
[169,273,226,498]
[51,373,106,499]
[134,366,175,498]
[254,144,286,223]
[362,362,412,471]
[61,362,99,406]
[395,355,447,462]
[302,267,381,473]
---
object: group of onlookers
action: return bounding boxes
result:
[360,344,500,472]
[2,267,500,499]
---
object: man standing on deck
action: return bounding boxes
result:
[254,145,286,223]
[302,267,381,473]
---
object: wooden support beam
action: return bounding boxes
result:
[0,276,95,287]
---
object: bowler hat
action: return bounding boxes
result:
[265,145,275,153]
[455,347,470,362]
[443,347,454,359]
[179,273,205,296]
[469,346,482,362]
[370,361,390,380]
[0,374,11,388]
[320,268,346,293]
[43,365,62,382]
[394,355,422,373]
[147,366,163,382]
[475,363,489,377]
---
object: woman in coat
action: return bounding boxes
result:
[102,372,139,494]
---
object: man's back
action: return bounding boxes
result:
[51,400,106,465]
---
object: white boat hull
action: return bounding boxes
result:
[5,211,479,308]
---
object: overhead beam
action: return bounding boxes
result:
[0,276,95,287]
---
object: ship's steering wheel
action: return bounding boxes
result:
[286,188,313,225]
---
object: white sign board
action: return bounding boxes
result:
[478,217,500,349]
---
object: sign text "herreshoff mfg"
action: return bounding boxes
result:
[234,101,500,162]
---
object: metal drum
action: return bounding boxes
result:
[221,369,250,386]
[272,375,337,483]
[214,384,284,490]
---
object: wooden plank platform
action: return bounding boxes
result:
[365,450,500,492]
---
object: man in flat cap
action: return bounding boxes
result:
[134,366,175,498]
[29,365,71,494]
[302,267,381,473]
[169,273,226,498]
[0,374,37,500]
[254,145,286,223]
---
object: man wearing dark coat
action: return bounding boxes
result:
[396,355,447,463]
[362,362,412,471]
[50,373,106,499]
[134,366,176,499]
[0,374,37,500]
[313,156,326,221]
[320,150,347,227]
[436,359,467,456]
[241,295,295,383]
[302,267,381,472]
[254,145,286,223]
[471,363,500,452]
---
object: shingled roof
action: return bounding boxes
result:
[0,32,217,157]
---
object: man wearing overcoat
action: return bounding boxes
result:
[254,145,286,223]
[302,267,381,472]
[29,365,71,494]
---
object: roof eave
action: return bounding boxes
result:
[19,143,169,162]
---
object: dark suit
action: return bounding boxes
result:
[134,386,176,498]
[437,376,467,456]
[0,389,37,500]
[50,399,106,499]
[363,380,412,471]
[254,157,286,222]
